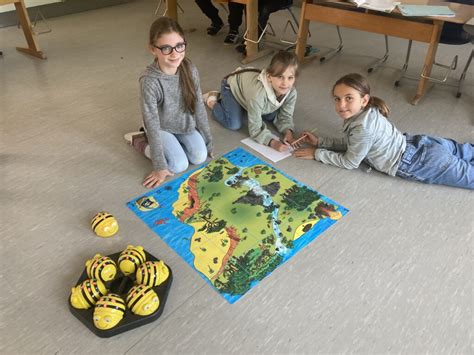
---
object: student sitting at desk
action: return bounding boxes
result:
[294,73,473,189]
[203,51,299,152]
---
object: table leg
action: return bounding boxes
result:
[14,0,46,59]
[295,0,312,62]
[166,0,178,21]
[411,20,442,105]
[240,0,272,64]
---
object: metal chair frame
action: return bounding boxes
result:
[395,39,473,98]
[17,9,51,35]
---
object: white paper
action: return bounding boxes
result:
[241,135,292,162]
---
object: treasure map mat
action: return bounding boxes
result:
[127,148,348,303]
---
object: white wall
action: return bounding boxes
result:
[0,0,63,14]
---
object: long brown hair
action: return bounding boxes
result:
[332,73,390,117]
[266,50,299,77]
[149,17,197,114]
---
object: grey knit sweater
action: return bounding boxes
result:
[139,60,213,171]
[315,107,406,176]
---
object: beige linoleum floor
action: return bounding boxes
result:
[1,0,473,353]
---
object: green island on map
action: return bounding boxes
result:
[171,156,342,296]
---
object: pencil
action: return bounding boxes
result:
[291,128,317,146]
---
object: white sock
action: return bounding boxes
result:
[144,145,151,159]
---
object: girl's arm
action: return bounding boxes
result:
[315,125,373,169]
[140,78,168,171]
[247,99,273,145]
[192,67,214,155]
[318,136,347,152]
[273,90,297,137]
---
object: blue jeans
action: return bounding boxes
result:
[211,78,278,131]
[160,129,207,173]
[396,134,474,189]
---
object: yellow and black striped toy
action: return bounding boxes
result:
[126,284,160,316]
[91,211,119,238]
[93,293,126,330]
[86,254,117,283]
[70,278,108,310]
[118,245,146,276]
[136,260,170,287]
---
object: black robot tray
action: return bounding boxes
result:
[68,249,172,338]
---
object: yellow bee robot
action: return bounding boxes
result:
[126,284,160,316]
[91,211,119,238]
[118,245,146,276]
[93,293,126,330]
[136,260,169,287]
[70,279,108,309]
[86,254,117,283]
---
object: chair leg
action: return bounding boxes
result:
[280,18,298,45]
[367,35,389,73]
[456,48,473,98]
[395,39,412,87]
[320,26,343,63]
[286,6,311,38]
[243,24,268,44]
[155,0,184,16]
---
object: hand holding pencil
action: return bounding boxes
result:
[291,128,318,148]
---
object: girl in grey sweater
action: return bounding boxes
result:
[294,73,473,189]
[125,17,214,189]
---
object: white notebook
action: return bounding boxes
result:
[241,134,292,163]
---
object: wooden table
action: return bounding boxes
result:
[0,0,46,59]
[295,0,472,105]
[166,0,272,64]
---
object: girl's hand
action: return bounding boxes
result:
[293,147,316,160]
[301,131,319,146]
[143,169,174,188]
[269,138,290,152]
[282,130,295,145]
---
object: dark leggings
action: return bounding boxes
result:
[228,0,293,34]
[194,0,223,25]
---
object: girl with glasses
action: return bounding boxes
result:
[125,17,214,189]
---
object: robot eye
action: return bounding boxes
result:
[153,297,158,303]
[144,304,150,310]
[94,316,100,322]
[105,317,111,323]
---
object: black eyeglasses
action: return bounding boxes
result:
[152,42,186,55]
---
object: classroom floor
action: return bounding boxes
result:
[1,0,473,353]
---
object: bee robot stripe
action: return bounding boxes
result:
[127,285,154,310]
[80,281,101,306]
[91,214,114,231]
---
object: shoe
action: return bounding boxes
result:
[224,30,239,45]
[124,131,142,145]
[207,21,224,36]
[202,91,219,109]
[235,43,246,54]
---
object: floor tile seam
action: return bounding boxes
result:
[122,283,208,354]
[6,98,137,146]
